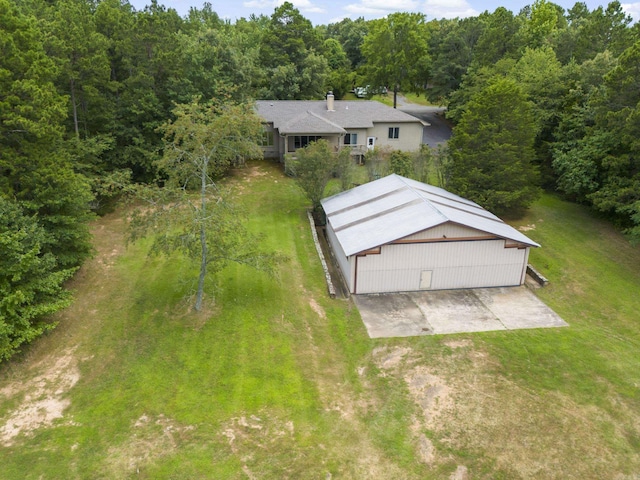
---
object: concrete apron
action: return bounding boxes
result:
[352,286,568,339]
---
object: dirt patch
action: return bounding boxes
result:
[103,414,195,476]
[518,224,536,232]
[309,298,326,319]
[404,366,453,430]
[0,349,80,446]
[443,339,472,349]
[372,346,412,371]
[370,343,640,478]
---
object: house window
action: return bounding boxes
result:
[344,133,358,145]
[294,135,321,149]
[259,130,274,147]
[388,127,399,139]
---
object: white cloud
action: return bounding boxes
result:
[344,0,420,17]
[243,0,325,14]
[423,0,478,19]
[343,0,475,20]
[622,2,640,21]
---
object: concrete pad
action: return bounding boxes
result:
[354,286,568,338]
[407,290,504,334]
[473,287,568,330]
[352,293,433,338]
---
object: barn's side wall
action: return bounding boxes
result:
[400,223,490,241]
[354,239,529,294]
[325,221,353,292]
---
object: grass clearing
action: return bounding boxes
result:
[1,162,639,478]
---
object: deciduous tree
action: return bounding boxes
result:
[361,12,429,108]
[129,98,282,311]
[285,140,338,222]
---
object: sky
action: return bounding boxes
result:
[128,0,640,24]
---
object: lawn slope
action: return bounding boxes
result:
[0,162,639,479]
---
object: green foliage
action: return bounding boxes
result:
[412,144,433,184]
[0,198,75,360]
[364,146,391,181]
[259,2,327,99]
[361,12,430,107]
[0,0,66,142]
[285,140,338,219]
[389,150,413,178]
[326,17,368,68]
[158,98,264,183]
[517,0,567,49]
[129,98,282,310]
[335,147,356,191]
[447,78,541,215]
[427,17,484,101]
[473,7,522,67]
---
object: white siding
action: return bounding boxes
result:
[354,240,529,294]
[326,222,353,291]
[370,122,423,151]
[400,223,490,241]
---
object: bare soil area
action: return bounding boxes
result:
[372,344,640,479]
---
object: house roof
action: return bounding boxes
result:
[255,100,422,135]
[321,174,540,257]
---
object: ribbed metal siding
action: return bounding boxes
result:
[400,223,487,241]
[355,240,528,294]
[326,222,353,291]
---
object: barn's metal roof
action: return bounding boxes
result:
[255,100,421,134]
[321,174,540,256]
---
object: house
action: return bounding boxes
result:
[255,94,425,161]
[321,174,540,295]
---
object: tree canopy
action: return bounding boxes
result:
[447,78,541,215]
[3,0,640,359]
[361,12,429,108]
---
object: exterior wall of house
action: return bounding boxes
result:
[261,124,280,159]
[284,135,340,155]
[353,239,529,294]
[369,122,423,152]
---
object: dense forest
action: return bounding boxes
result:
[1,0,639,359]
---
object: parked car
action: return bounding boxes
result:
[354,86,367,98]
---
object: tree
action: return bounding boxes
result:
[129,98,282,311]
[361,12,429,108]
[45,0,111,138]
[364,146,392,181]
[517,0,567,49]
[509,46,565,185]
[447,78,541,215]
[0,198,75,361]
[473,8,522,67]
[259,2,327,99]
[335,148,356,191]
[285,140,338,222]
[427,17,484,101]
[1,0,94,270]
[326,17,368,69]
[389,150,414,177]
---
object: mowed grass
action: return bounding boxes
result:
[1,162,639,479]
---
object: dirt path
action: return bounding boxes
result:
[0,213,126,446]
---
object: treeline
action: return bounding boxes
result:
[1,0,639,359]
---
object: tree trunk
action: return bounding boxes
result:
[194,159,208,311]
[393,84,398,109]
[70,78,79,138]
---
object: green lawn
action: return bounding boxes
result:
[1,161,639,478]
